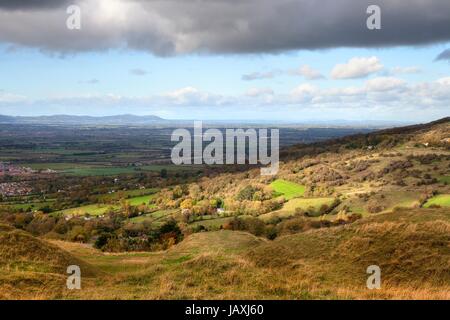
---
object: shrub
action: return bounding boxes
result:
[265,226,278,240]
[95,232,113,249]
[236,186,258,201]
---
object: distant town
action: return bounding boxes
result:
[0,162,55,196]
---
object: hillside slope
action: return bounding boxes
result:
[0,224,97,299]
[41,208,449,300]
[0,118,448,299]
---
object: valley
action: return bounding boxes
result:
[0,118,449,299]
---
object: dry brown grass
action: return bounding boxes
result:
[1,208,449,300]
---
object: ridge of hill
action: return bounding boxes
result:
[281,117,449,160]
[0,224,98,299]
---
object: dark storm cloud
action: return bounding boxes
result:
[0,0,71,10]
[0,0,450,55]
[435,49,450,61]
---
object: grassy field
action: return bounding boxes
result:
[55,194,157,217]
[2,208,449,300]
[24,162,97,170]
[0,200,55,211]
[127,194,156,206]
[259,197,335,221]
[340,190,421,216]
[189,217,234,229]
[438,176,450,184]
[123,188,159,197]
[24,162,201,176]
[64,164,200,176]
[63,167,138,176]
[270,179,305,199]
[54,203,119,217]
[0,188,159,215]
[424,194,450,207]
[129,209,179,225]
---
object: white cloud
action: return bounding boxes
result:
[325,86,366,97]
[331,56,383,79]
[0,91,27,103]
[162,87,235,106]
[290,65,324,80]
[242,71,279,81]
[389,66,421,75]
[413,77,450,101]
[290,83,318,102]
[245,87,274,97]
[163,87,208,104]
[436,77,450,86]
[365,77,406,92]
[2,77,450,120]
[291,83,318,95]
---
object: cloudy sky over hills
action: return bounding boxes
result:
[0,0,449,121]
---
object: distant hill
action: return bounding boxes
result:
[0,114,166,125]
[0,114,420,128]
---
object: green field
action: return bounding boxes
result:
[55,194,157,216]
[189,216,234,229]
[24,163,97,170]
[270,179,305,199]
[129,209,178,224]
[24,162,201,176]
[54,203,119,217]
[438,176,450,184]
[0,200,55,211]
[139,164,201,173]
[63,167,138,176]
[123,188,159,197]
[259,197,335,221]
[127,194,156,206]
[424,194,450,208]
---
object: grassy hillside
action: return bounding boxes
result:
[2,208,445,300]
[1,118,449,299]
[0,224,97,299]
[248,208,450,297]
[259,197,335,221]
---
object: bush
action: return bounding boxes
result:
[265,226,278,240]
[158,219,183,243]
[95,232,113,249]
[236,186,258,201]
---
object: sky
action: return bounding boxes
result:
[0,0,449,122]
